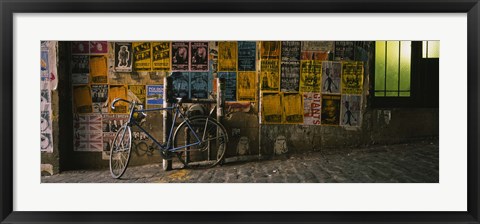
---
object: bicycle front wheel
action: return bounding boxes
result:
[109,124,132,178]
[173,117,228,169]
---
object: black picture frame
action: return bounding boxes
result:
[1,0,479,223]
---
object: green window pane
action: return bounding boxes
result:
[423,41,440,58]
[386,41,399,96]
[427,41,440,58]
[422,41,427,58]
[399,41,411,97]
[375,41,386,97]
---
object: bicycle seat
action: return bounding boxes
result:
[166,96,187,104]
[177,97,184,104]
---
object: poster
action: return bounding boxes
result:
[71,41,89,54]
[321,61,342,94]
[91,84,109,113]
[300,51,329,60]
[114,42,133,72]
[152,42,171,71]
[71,55,89,84]
[73,114,103,151]
[334,41,355,61]
[301,41,334,60]
[146,85,164,105]
[102,114,129,133]
[218,41,237,71]
[299,60,322,92]
[208,41,219,77]
[260,41,281,60]
[218,72,237,101]
[238,41,256,71]
[301,41,335,52]
[40,90,51,120]
[73,85,93,113]
[281,41,301,61]
[280,61,300,92]
[102,132,115,160]
[260,60,280,91]
[321,94,341,125]
[89,55,108,83]
[47,41,58,90]
[41,133,53,153]
[190,42,209,71]
[102,114,129,158]
[109,85,128,113]
[190,72,210,99]
[89,41,108,54]
[237,71,256,101]
[128,85,146,105]
[261,92,282,124]
[283,93,303,124]
[340,94,361,127]
[170,72,190,98]
[171,42,190,71]
[303,92,321,125]
[40,46,53,152]
[341,61,364,94]
[133,42,152,71]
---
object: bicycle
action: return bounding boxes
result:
[109,97,228,179]
[133,141,159,157]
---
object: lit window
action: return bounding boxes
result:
[422,41,440,58]
[375,41,411,97]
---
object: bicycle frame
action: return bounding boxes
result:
[126,101,207,155]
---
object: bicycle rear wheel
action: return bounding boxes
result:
[109,124,132,178]
[173,117,227,169]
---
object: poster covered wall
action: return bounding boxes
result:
[65,41,369,161]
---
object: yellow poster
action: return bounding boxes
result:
[299,60,322,92]
[283,93,303,124]
[260,60,280,91]
[341,61,364,94]
[261,92,282,124]
[218,41,237,71]
[237,71,257,101]
[152,42,170,71]
[90,56,108,84]
[260,41,281,60]
[109,85,128,113]
[128,85,146,105]
[73,85,93,113]
[133,42,152,71]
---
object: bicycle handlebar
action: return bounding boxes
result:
[111,98,133,110]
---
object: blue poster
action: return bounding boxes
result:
[237,41,256,71]
[146,85,164,105]
[189,72,210,99]
[170,72,190,98]
[41,51,49,81]
[218,72,237,101]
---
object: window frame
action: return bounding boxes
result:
[370,41,439,108]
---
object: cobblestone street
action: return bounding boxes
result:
[42,140,439,183]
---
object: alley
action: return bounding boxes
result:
[41,140,439,183]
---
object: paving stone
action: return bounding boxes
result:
[41,140,439,183]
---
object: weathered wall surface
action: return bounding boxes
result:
[257,108,438,157]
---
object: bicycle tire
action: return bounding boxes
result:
[109,124,132,178]
[173,116,228,169]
